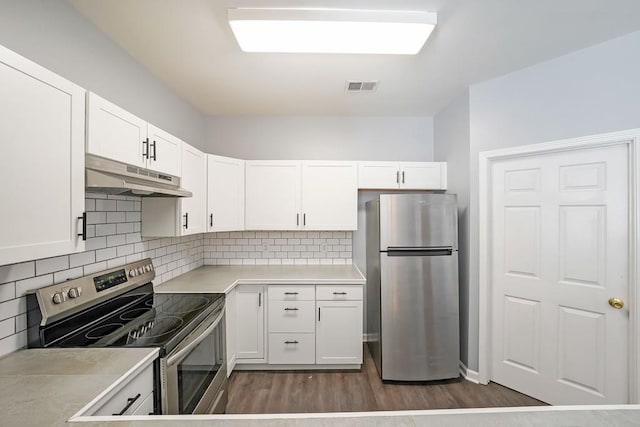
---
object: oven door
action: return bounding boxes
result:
[161,304,227,414]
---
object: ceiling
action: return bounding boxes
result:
[69,0,640,116]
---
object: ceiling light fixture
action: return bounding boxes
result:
[228,8,437,55]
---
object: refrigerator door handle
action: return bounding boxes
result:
[385,246,453,256]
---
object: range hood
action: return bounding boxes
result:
[85,154,192,198]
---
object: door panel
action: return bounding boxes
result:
[491,143,629,404]
[379,252,459,380]
[147,124,182,176]
[207,155,245,232]
[379,194,457,250]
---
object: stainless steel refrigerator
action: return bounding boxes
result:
[366,193,459,381]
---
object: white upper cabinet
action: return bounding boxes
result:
[245,161,301,230]
[0,45,86,266]
[87,93,182,176]
[180,144,207,235]
[301,161,358,230]
[245,161,358,231]
[146,124,182,177]
[358,161,447,190]
[207,155,245,232]
[87,93,147,168]
[141,143,206,237]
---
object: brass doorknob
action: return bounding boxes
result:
[609,298,625,309]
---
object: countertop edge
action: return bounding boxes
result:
[68,347,159,423]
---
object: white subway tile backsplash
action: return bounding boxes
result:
[53,267,83,284]
[0,262,35,284]
[83,261,107,275]
[95,199,117,211]
[85,236,107,251]
[35,256,69,275]
[0,331,26,357]
[107,234,127,247]
[16,274,53,297]
[69,251,96,269]
[0,298,26,321]
[96,247,117,262]
[0,282,15,302]
[95,224,117,237]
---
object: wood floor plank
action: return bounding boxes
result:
[226,345,546,414]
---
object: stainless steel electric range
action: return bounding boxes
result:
[26,258,227,415]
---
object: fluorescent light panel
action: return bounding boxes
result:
[228,8,437,55]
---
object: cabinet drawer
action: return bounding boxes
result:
[268,301,315,333]
[90,363,154,416]
[268,333,315,364]
[268,285,315,301]
[316,285,363,301]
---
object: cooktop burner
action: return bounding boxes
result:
[85,322,124,339]
[120,307,152,321]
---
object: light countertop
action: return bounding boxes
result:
[1,347,639,426]
[154,264,366,294]
[0,347,158,427]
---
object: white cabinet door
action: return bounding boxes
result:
[87,92,146,168]
[245,161,301,230]
[357,161,400,189]
[236,285,266,361]
[207,155,245,232]
[316,300,363,365]
[301,161,358,230]
[180,143,206,235]
[0,45,85,266]
[140,143,205,237]
[400,162,446,190]
[225,287,237,376]
[146,124,182,176]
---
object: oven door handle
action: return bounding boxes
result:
[166,308,224,367]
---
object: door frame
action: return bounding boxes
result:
[478,129,640,403]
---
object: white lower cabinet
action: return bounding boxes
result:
[86,358,155,416]
[316,300,363,365]
[235,285,266,362]
[231,284,363,371]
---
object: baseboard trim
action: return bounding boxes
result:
[459,361,480,384]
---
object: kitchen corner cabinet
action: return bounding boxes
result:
[236,285,266,362]
[207,155,245,232]
[141,143,206,237]
[245,161,358,230]
[87,93,182,176]
[0,45,86,266]
[358,161,447,190]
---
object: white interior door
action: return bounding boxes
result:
[491,143,629,404]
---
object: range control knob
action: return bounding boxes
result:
[145,265,152,272]
[137,267,144,275]
[52,292,67,304]
[68,287,82,299]
[129,269,137,278]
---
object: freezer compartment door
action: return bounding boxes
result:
[379,193,457,250]
[380,251,459,381]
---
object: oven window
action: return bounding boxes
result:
[177,320,223,414]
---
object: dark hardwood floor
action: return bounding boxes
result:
[226,345,546,414]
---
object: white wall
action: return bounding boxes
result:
[0,0,206,150]
[464,30,640,371]
[207,116,434,160]
[433,89,470,367]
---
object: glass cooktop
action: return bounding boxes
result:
[46,285,224,355]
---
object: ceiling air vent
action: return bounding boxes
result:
[346,80,378,92]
